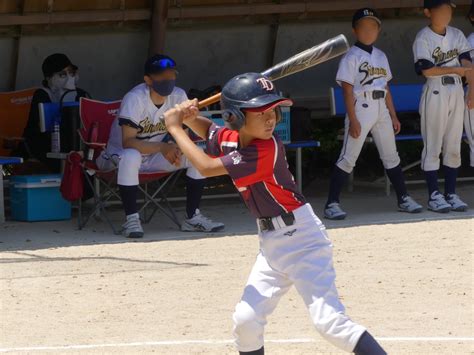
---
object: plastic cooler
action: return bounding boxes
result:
[9,175,71,221]
[200,108,291,144]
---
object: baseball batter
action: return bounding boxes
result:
[325,8,422,220]
[97,54,224,237]
[163,73,387,355]
[413,0,472,212]
[464,3,474,168]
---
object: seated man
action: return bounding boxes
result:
[21,53,88,172]
[97,54,224,238]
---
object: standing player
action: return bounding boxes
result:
[163,73,386,354]
[465,2,474,169]
[324,8,422,220]
[97,54,224,237]
[413,0,472,212]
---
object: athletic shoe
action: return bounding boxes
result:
[181,209,225,232]
[122,213,144,238]
[398,195,423,213]
[324,202,347,220]
[427,191,451,213]
[445,194,468,212]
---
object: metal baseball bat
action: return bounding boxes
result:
[198,34,349,109]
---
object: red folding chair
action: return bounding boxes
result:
[77,97,181,234]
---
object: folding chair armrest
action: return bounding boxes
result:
[83,142,107,149]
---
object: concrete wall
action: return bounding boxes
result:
[1,14,471,101]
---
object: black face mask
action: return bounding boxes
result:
[151,79,175,96]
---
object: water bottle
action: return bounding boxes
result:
[86,122,99,161]
[51,120,61,153]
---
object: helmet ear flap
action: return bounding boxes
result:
[222,108,245,130]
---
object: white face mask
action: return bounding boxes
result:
[49,72,77,92]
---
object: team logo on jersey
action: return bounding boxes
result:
[231,151,242,165]
[138,116,167,135]
[257,77,274,91]
[432,47,459,66]
[359,62,388,86]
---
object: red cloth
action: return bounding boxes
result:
[60,152,84,201]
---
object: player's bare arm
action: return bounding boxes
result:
[121,124,181,166]
[165,101,228,177]
[341,82,361,138]
[385,86,401,134]
[178,99,214,139]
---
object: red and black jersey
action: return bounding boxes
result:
[206,124,305,218]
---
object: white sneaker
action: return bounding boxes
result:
[398,195,423,213]
[445,194,468,212]
[427,191,451,213]
[122,213,144,238]
[181,209,225,232]
[324,202,347,220]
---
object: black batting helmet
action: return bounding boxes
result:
[220,72,292,130]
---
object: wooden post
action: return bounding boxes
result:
[148,0,169,56]
[9,0,25,91]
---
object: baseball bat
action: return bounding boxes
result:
[198,34,349,109]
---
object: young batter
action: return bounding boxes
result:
[464,3,474,168]
[413,0,472,212]
[97,54,224,237]
[163,73,386,354]
[325,8,422,220]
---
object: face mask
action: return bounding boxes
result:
[49,72,77,92]
[151,79,175,96]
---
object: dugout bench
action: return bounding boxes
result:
[330,84,473,196]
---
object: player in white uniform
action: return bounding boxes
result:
[97,54,224,237]
[464,3,474,168]
[413,0,472,213]
[325,8,422,220]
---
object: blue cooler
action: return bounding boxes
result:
[10,175,71,221]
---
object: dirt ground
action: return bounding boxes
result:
[1,214,473,354]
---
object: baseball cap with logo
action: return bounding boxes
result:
[424,0,456,9]
[144,54,177,76]
[352,8,382,28]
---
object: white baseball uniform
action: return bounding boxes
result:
[413,26,471,171]
[335,44,401,174]
[464,32,474,167]
[96,83,203,185]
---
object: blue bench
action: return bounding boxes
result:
[0,156,23,223]
[200,110,320,192]
[329,84,472,195]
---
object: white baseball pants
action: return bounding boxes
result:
[96,148,204,186]
[419,77,465,171]
[464,107,474,167]
[336,93,401,174]
[233,204,366,353]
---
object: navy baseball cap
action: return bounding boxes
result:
[352,8,381,28]
[144,54,177,76]
[424,0,456,9]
